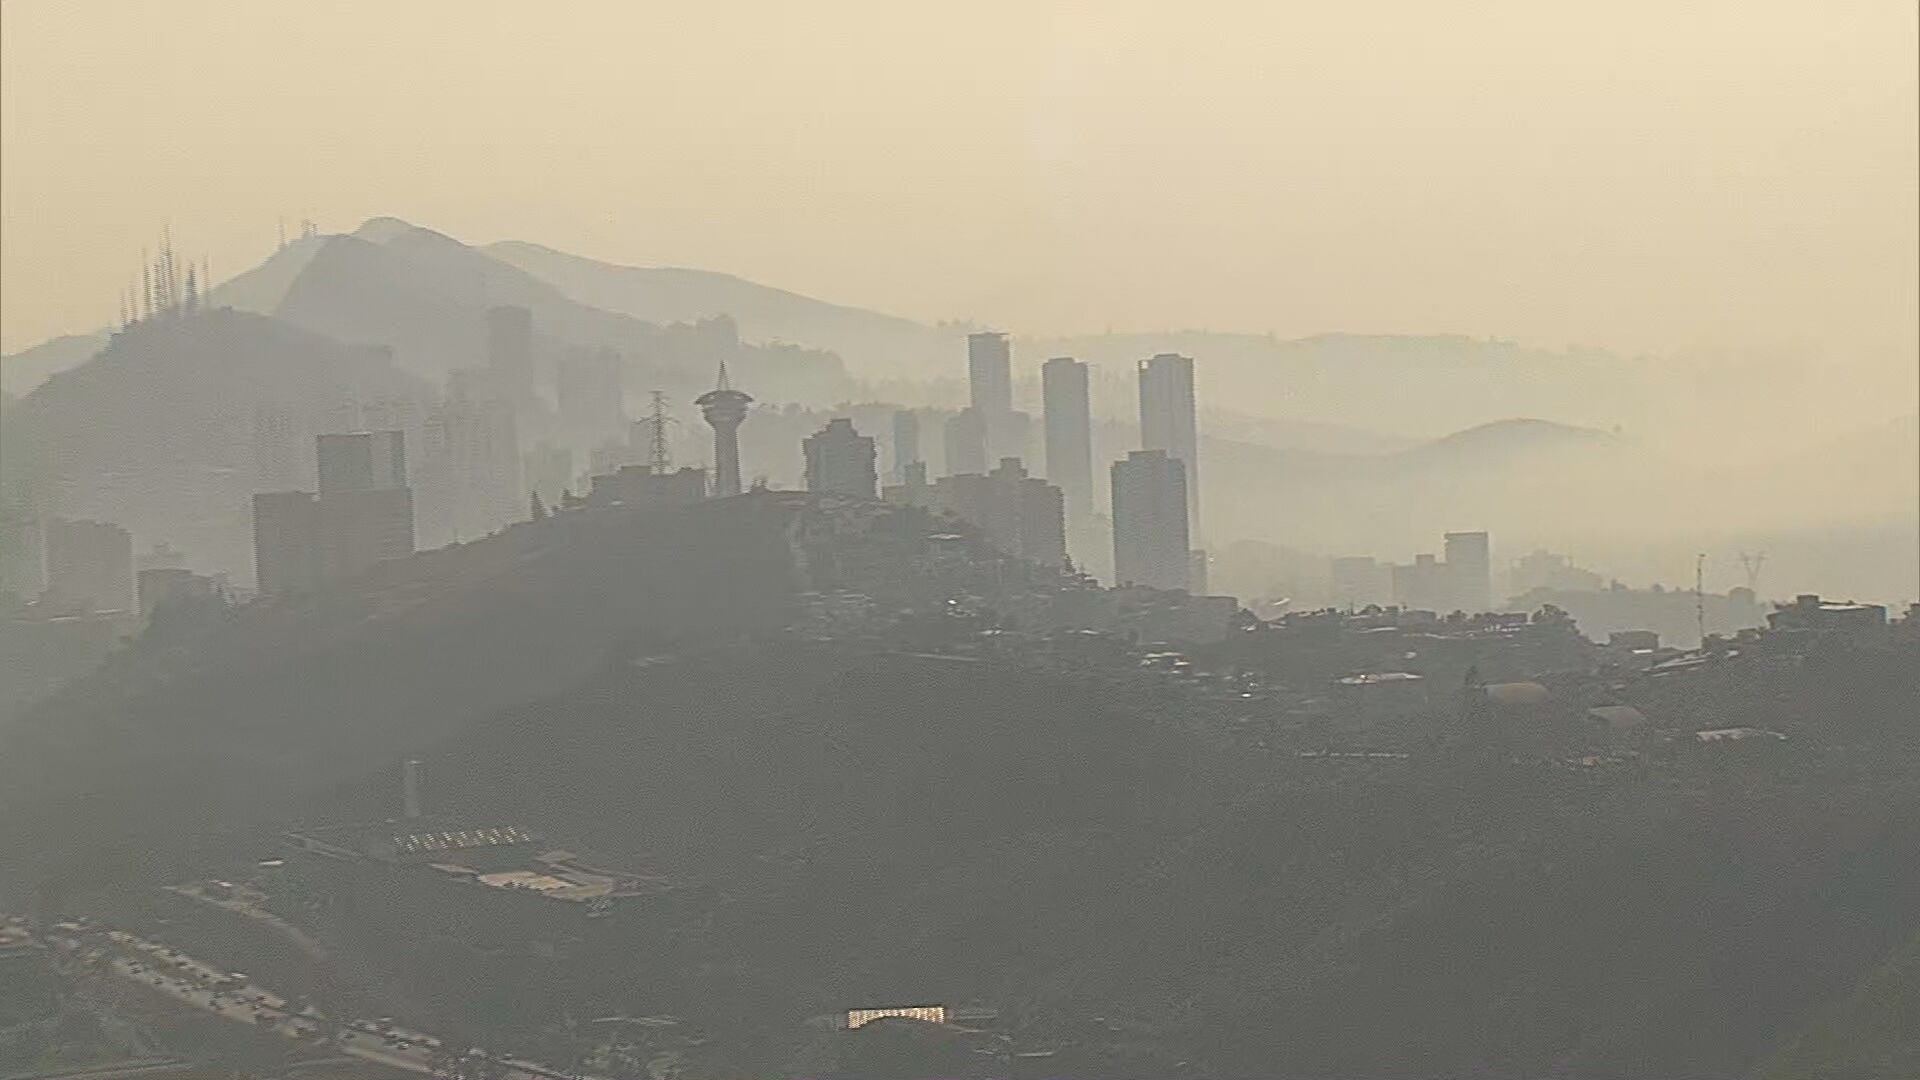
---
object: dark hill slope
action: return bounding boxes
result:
[3,489,1917,1076]
[1760,930,1920,1080]
[0,495,798,905]
[359,634,1920,1079]
[0,309,429,573]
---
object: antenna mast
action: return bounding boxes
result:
[1695,553,1707,646]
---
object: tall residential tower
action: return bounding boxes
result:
[1138,353,1199,541]
[1041,357,1092,527]
[967,331,1029,464]
[804,418,878,498]
[1111,449,1190,592]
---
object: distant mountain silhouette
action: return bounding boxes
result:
[487,238,951,377]
[0,235,326,397]
[1200,418,1627,554]
[205,231,329,314]
[1402,416,1616,459]
[0,331,109,397]
[273,219,849,403]
[488,239,1671,433]
[5,220,1662,440]
[1038,330,1659,439]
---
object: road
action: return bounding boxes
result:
[27,919,600,1080]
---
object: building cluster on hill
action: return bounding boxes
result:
[1328,531,1490,614]
[240,314,1232,608]
[796,332,1207,593]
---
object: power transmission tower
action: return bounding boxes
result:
[642,391,677,474]
[1739,551,1767,593]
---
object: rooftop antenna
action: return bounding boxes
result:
[644,391,677,474]
[1694,553,1707,646]
[1739,551,1767,594]
[402,758,423,819]
[159,224,178,314]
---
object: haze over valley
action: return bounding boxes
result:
[1,3,1915,1078]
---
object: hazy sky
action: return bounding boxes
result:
[4,0,1915,393]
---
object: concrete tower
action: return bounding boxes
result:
[1041,357,1092,525]
[967,331,1013,416]
[1138,353,1199,540]
[1111,449,1190,592]
[1444,531,1492,614]
[804,418,878,498]
[695,362,754,498]
[892,410,922,482]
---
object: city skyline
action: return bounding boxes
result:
[2,7,1915,1074]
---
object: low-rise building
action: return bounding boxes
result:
[1767,594,1888,633]
[587,466,709,508]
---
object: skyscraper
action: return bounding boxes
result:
[1111,449,1190,592]
[1041,357,1092,525]
[1444,531,1492,613]
[1138,353,1199,539]
[316,431,406,495]
[1331,555,1393,610]
[944,407,988,476]
[696,362,754,498]
[419,392,523,544]
[892,410,922,482]
[917,458,1066,567]
[803,418,878,498]
[968,331,1013,417]
[1392,553,1450,613]
[317,485,415,581]
[967,331,1028,463]
[137,566,217,623]
[254,433,417,595]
